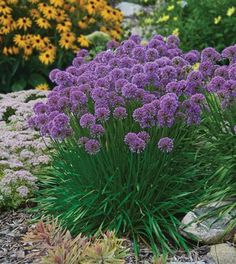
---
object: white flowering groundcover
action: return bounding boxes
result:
[0,90,51,209]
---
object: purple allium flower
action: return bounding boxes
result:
[107,40,120,49]
[95,107,110,121]
[33,102,48,114]
[72,56,85,68]
[122,83,139,99]
[53,113,69,128]
[191,93,205,104]
[85,139,101,155]
[229,65,236,80]
[124,132,146,153]
[90,124,105,137]
[214,66,229,79]
[129,34,142,44]
[131,73,147,89]
[201,47,221,62]
[35,114,48,128]
[199,61,215,78]
[132,46,145,62]
[207,76,225,92]
[80,113,96,128]
[110,68,124,80]
[78,136,89,146]
[222,45,236,61]
[137,131,150,143]
[91,88,108,102]
[145,48,159,62]
[167,35,180,48]
[123,40,136,53]
[184,51,200,64]
[113,107,128,119]
[49,69,60,82]
[77,49,89,58]
[157,137,174,153]
[131,64,144,75]
[70,90,87,106]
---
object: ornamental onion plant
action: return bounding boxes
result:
[29,35,236,255]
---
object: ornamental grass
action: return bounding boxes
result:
[0,0,123,92]
[29,35,236,255]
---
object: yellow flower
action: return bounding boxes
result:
[77,35,90,48]
[167,5,174,11]
[30,9,40,18]
[172,28,179,36]
[13,34,27,48]
[3,45,19,55]
[157,15,170,23]
[39,51,55,65]
[35,83,49,91]
[0,3,12,14]
[214,16,221,24]
[55,9,67,22]
[23,44,33,56]
[50,0,64,7]
[56,20,72,32]
[16,17,32,30]
[78,20,88,29]
[193,63,200,70]
[31,34,46,50]
[36,17,51,29]
[42,5,57,20]
[227,7,235,17]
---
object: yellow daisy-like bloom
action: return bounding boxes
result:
[50,0,64,7]
[59,36,73,49]
[0,25,11,34]
[37,2,47,12]
[36,17,51,29]
[214,16,221,24]
[227,7,235,17]
[35,83,49,91]
[24,44,33,56]
[16,17,32,30]
[158,15,170,23]
[39,50,55,65]
[30,9,40,18]
[167,5,174,11]
[56,19,72,32]
[172,28,179,36]
[77,35,90,48]
[13,34,27,48]
[31,34,46,50]
[108,29,121,40]
[78,20,88,29]
[42,5,57,20]
[3,45,19,55]
[55,9,67,22]
[0,4,12,14]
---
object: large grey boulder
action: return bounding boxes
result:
[116,2,142,17]
[181,201,236,244]
[207,243,236,264]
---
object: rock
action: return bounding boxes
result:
[181,201,236,244]
[207,243,236,264]
[116,2,142,17]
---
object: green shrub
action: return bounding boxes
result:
[140,0,236,51]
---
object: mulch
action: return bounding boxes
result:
[0,209,214,264]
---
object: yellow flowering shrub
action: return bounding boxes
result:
[0,0,123,92]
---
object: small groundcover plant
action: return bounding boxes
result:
[30,35,236,255]
[23,218,128,263]
[140,0,236,52]
[0,0,123,93]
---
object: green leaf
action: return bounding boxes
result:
[11,78,27,91]
[28,73,47,87]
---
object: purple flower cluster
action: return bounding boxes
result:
[30,34,236,154]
